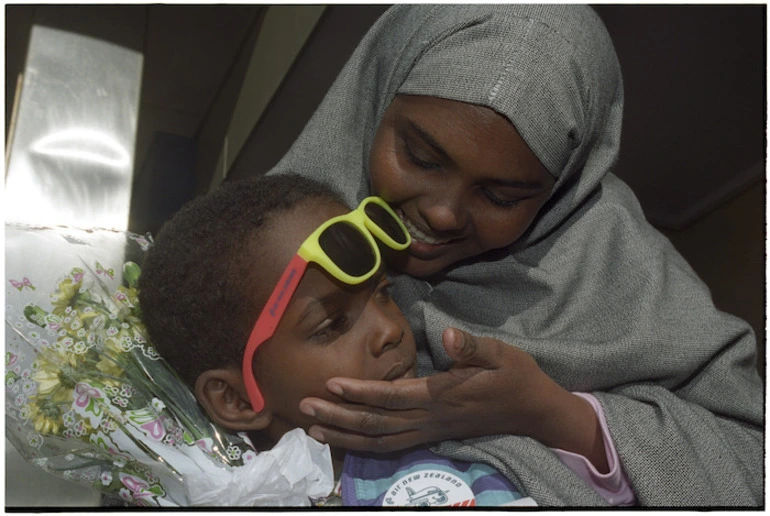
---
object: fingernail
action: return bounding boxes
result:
[309,428,325,442]
[299,402,315,417]
[327,382,343,396]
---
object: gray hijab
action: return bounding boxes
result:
[268,5,763,506]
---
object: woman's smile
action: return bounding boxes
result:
[396,208,460,250]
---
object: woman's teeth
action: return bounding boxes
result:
[398,211,451,245]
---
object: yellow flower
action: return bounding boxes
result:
[32,353,78,402]
[96,354,125,380]
[29,399,64,435]
[50,278,81,312]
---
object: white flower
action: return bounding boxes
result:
[100,471,112,486]
[242,449,258,464]
[64,453,75,461]
[28,434,43,448]
[151,398,166,412]
[104,386,119,397]
[73,342,88,354]
[119,488,133,501]
[63,410,76,427]
[226,444,242,461]
[119,337,133,352]
[21,380,35,394]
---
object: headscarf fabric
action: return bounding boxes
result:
[266,5,763,506]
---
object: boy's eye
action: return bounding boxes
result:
[374,277,394,303]
[310,314,350,343]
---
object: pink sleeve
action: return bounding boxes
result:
[550,392,636,506]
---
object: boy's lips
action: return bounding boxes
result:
[383,360,415,381]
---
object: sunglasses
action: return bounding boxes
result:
[242,196,411,412]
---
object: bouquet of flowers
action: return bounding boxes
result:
[5,223,333,507]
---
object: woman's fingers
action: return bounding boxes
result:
[324,376,433,410]
[306,424,425,453]
[443,328,505,369]
[299,396,425,435]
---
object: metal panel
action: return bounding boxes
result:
[5,25,143,230]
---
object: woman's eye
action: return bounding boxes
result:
[482,187,521,208]
[401,137,439,170]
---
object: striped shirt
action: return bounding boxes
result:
[341,447,537,507]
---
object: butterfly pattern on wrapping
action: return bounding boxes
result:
[9,277,35,291]
[95,262,115,280]
[128,234,152,252]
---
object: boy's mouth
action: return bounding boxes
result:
[383,360,415,381]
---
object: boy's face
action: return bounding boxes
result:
[249,199,417,440]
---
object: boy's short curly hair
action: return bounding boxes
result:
[138,173,345,388]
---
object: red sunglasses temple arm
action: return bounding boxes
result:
[242,253,308,413]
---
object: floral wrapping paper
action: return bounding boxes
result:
[4,223,259,506]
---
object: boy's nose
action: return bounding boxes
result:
[367,304,405,357]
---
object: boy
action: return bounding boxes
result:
[139,174,534,506]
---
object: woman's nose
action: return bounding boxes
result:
[367,304,404,357]
[419,188,467,235]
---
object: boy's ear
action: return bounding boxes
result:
[194,368,272,431]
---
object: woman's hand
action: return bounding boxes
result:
[299,328,607,471]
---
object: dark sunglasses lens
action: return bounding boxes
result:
[364,203,409,245]
[318,222,376,277]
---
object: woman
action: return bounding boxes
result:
[265,5,763,506]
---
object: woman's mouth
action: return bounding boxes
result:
[396,209,455,246]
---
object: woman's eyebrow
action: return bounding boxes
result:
[407,120,453,164]
[487,177,545,190]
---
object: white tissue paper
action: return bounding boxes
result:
[184,428,335,506]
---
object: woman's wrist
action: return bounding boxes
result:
[527,384,609,473]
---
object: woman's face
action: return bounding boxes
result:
[369,95,555,277]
